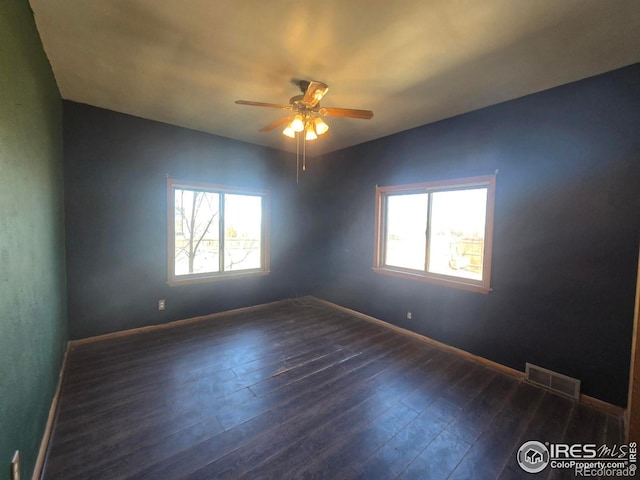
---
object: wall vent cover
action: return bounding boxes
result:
[525,363,581,400]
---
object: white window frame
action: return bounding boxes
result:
[373,174,496,294]
[167,178,270,286]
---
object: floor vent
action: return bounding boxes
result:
[525,363,581,400]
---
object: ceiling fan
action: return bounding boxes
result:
[235,80,373,180]
[235,80,374,141]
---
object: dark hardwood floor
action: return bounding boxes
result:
[42,298,623,479]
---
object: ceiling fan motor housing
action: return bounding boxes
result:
[289,94,308,107]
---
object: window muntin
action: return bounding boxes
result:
[374,175,495,293]
[168,179,269,285]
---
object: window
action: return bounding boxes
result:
[167,179,269,285]
[374,175,496,293]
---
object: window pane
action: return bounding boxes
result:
[384,193,429,270]
[427,188,487,281]
[174,188,220,275]
[224,194,262,271]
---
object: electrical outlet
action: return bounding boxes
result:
[11,450,20,480]
[406,311,412,320]
[158,299,165,311]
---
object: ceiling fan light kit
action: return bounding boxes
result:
[236,80,373,181]
[290,114,305,132]
[282,125,296,138]
[314,117,329,135]
[305,127,318,141]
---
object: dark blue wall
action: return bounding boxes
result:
[305,64,640,407]
[64,102,307,339]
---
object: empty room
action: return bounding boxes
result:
[2,1,640,479]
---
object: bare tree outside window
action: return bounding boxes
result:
[174,189,220,275]
[168,180,269,285]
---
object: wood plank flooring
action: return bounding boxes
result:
[41,298,623,479]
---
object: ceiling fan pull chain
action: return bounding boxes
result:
[296,133,300,183]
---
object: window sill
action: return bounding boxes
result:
[168,270,270,287]
[372,267,491,294]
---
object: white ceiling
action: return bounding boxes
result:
[30,0,640,156]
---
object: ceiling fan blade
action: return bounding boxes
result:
[235,100,292,110]
[259,116,293,132]
[319,107,374,119]
[302,81,329,107]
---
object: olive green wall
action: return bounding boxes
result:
[0,1,67,479]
